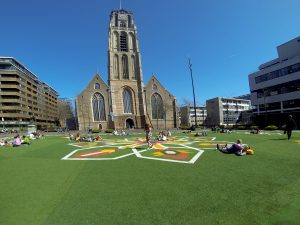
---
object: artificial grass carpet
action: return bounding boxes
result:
[0,132,300,225]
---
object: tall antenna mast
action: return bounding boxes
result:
[120,0,122,9]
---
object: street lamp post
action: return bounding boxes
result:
[226,100,229,127]
[188,58,197,130]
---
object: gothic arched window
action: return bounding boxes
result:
[94,83,100,89]
[151,93,164,119]
[120,32,128,52]
[123,88,133,113]
[122,55,129,79]
[113,32,119,51]
[114,55,119,79]
[92,93,106,121]
[129,33,135,52]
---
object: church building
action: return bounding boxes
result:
[76,9,178,130]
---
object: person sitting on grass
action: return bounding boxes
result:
[75,132,81,142]
[12,135,22,147]
[158,132,167,141]
[0,138,8,146]
[167,129,172,137]
[69,133,75,141]
[21,135,31,145]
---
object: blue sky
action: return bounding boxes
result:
[1,0,300,105]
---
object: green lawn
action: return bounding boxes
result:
[1,131,300,225]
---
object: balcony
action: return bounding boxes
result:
[0,77,19,82]
[0,113,30,118]
[0,84,20,89]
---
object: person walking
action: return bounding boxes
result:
[285,115,297,140]
[145,123,153,148]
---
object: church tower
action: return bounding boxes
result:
[108,9,146,129]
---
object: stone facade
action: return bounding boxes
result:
[144,76,178,129]
[76,75,110,131]
[76,9,178,130]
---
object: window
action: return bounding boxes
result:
[120,21,126,27]
[123,88,133,113]
[129,33,135,52]
[255,62,300,84]
[114,55,119,79]
[94,83,100,89]
[92,93,106,121]
[113,32,119,51]
[131,55,136,79]
[152,84,158,91]
[120,32,128,52]
[151,93,164,119]
[122,55,129,79]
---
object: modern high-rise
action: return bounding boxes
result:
[206,97,251,126]
[249,36,300,127]
[76,9,178,130]
[0,57,58,130]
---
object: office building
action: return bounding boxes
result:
[180,105,207,127]
[249,36,300,127]
[206,97,251,126]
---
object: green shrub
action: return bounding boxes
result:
[105,129,114,133]
[92,129,100,133]
[265,125,278,130]
[179,125,190,130]
[236,125,246,130]
[250,125,259,129]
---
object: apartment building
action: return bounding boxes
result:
[206,97,251,126]
[0,57,58,130]
[180,105,207,127]
[249,36,300,127]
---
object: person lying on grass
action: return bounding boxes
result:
[216,139,253,156]
[93,135,102,141]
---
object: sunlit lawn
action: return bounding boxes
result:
[0,130,300,225]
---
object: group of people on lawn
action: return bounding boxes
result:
[67,114,297,154]
[0,132,42,148]
[145,124,173,148]
[69,132,102,142]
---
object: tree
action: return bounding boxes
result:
[57,98,75,129]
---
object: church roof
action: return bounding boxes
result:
[146,75,175,98]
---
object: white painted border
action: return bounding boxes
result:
[62,136,239,163]
[61,146,135,160]
[132,145,204,164]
